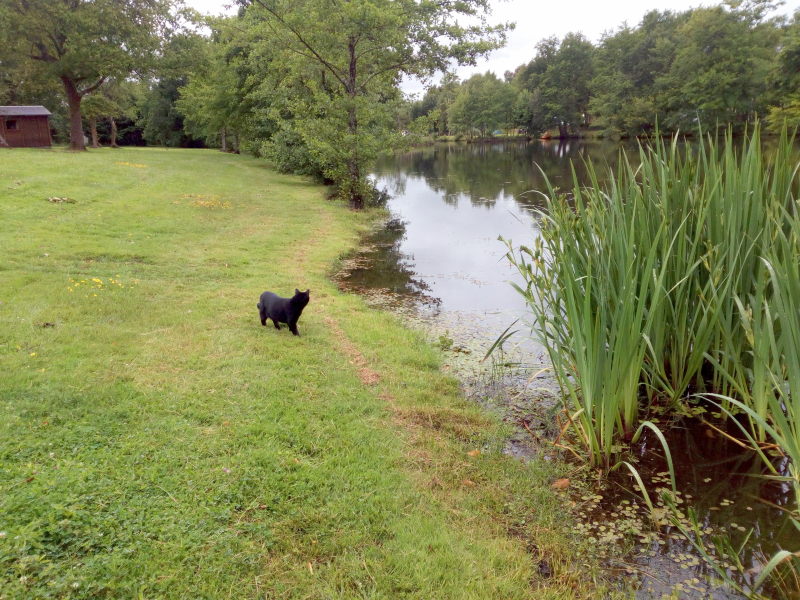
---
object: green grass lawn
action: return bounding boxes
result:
[0,147,605,599]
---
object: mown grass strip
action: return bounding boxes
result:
[0,147,608,599]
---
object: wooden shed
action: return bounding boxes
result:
[0,106,53,148]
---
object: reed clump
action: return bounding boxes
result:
[506,126,800,472]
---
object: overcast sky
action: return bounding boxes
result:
[186,0,799,95]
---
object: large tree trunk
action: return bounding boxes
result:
[346,37,364,210]
[220,128,227,152]
[110,117,119,148]
[347,103,363,210]
[62,77,86,151]
[347,156,362,209]
[89,117,100,148]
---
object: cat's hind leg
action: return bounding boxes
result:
[258,303,267,326]
[271,318,281,330]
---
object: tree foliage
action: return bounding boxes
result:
[449,72,516,137]
[2,0,176,150]
[660,4,777,129]
[139,33,210,148]
[413,2,794,139]
[513,34,595,136]
[236,0,510,208]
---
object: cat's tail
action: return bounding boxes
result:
[256,302,262,310]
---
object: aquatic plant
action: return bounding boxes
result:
[505,125,800,595]
[505,125,800,466]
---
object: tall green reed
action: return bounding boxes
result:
[506,126,799,466]
[708,198,800,500]
[504,162,674,467]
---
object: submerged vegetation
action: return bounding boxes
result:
[505,127,800,592]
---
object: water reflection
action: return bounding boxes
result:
[376,139,627,211]
[623,423,798,599]
[339,218,437,306]
[346,140,631,327]
[340,140,632,372]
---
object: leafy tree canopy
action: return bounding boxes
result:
[2,0,178,149]
[237,0,511,207]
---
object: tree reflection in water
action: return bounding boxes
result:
[377,139,626,210]
[337,218,440,311]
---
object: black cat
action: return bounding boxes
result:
[257,289,310,336]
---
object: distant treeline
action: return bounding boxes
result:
[406,3,800,138]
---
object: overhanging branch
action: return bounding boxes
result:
[247,0,348,91]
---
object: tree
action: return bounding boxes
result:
[138,33,209,148]
[240,0,510,208]
[449,72,516,137]
[409,73,465,136]
[0,8,65,141]
[511,34,596,137]
[140,78,206,147]
[659,3,778,130]
[3,0,175,150]
[589,11,685,136]
[176,20,258,152]
[81,81,138,148]
[766,11,800,131]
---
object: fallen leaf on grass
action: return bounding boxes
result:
[551,478,570,490]
[466,449,480,457]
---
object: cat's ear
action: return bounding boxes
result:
[295,288,300,294]
[306,289,310,294]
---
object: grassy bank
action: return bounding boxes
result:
[0,147,603,598]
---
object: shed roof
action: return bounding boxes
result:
[0,106,52,117]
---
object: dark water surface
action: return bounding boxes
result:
[336,140,797,598]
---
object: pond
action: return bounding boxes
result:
[338,141,628,376]
[335,140,797,598]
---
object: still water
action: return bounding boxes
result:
[339,140,628,374]
[337,139,797,599]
